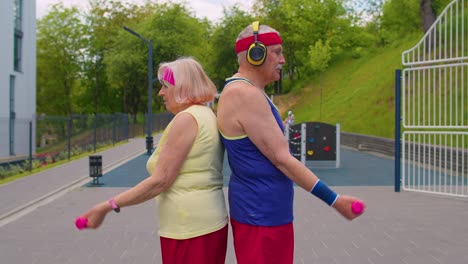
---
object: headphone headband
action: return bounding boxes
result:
[252,21,260,42]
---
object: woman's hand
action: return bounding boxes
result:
[79,202,112,229]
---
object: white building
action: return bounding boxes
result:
[0,0,36,159]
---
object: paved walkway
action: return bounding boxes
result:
[0,136,467,264]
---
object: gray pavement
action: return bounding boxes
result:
[0,137,152,226]
[1,136,467,264]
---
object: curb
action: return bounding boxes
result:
[0,148,146,227]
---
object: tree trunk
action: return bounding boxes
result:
[420,0,436,33]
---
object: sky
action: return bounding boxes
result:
[36,0,254,23]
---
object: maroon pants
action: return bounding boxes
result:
[231,218,294,264]
[159,224,228,264]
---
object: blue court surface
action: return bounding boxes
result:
[84,148,395,188]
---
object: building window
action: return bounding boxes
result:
[13,0,23,72]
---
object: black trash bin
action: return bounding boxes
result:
[146,136,154,155]
[89,155,102,185]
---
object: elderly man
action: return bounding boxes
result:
[217,21,365,264]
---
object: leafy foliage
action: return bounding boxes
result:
[36,0,441,127]
[207,7,254,89]
[37,4,89,115]
[380,0,422,43]
[307,40,332,75]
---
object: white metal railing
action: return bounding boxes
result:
[402,62,467,128]
[401,0,467,197]
[402,0,467,66]
[402,131,468,197]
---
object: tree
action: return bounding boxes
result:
[308,40,332,75]
[379,0,454,44]
[104,2,210,115]
[420,0,436,33]
[307,39,332,120]
[37,4,88,115]
[78,0,151,115]
[208,7,254,89]
[420,0,455,33]
[254,0,357,84]
[380,0,421,43]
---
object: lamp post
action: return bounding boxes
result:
[93,54,101,153]
[123,26,154,155]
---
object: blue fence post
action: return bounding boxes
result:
[395,69,401,192]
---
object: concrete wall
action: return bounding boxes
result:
[0,0,36,158]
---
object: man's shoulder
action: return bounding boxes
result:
[220,82,259,99]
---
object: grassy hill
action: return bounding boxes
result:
[275,36,421,139]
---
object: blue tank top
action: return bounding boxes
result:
[220,77,294,226]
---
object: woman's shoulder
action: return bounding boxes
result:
[182,104,214,115]
[177,105,216,123]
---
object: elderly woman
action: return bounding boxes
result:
[77,57,228,264]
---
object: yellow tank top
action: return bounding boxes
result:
[146,105,227,239]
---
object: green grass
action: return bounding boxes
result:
[283,37,422,139]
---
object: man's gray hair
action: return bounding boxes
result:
[236,23,280,42]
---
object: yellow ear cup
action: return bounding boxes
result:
[247,21,267,66]
[247,42,267,65]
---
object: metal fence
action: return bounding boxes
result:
[0,112,173,176]
[36,113,131,160]
[402,131,468,197]
[400,0,468,198]
[0,117,33,159]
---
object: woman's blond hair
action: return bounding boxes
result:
[157,57,217,105]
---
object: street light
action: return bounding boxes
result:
[123,26,154,155]
[93,54,101,153]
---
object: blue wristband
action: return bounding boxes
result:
[310,180,339,206]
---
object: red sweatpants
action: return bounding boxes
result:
[231,218,294,264]
[160,224,228,264]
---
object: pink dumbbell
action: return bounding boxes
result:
[351,200,365,214]
[75,217,88,230]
